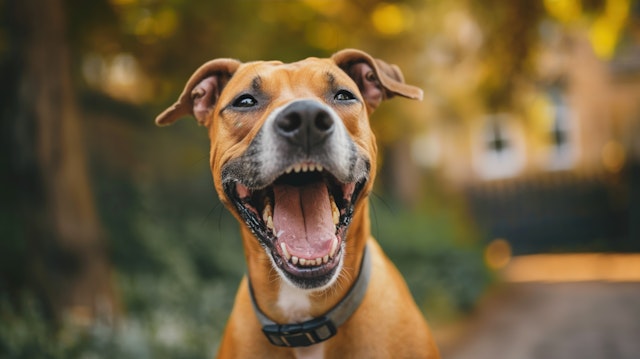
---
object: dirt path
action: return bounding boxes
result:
[440,283,640,359]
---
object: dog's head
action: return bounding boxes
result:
[156,49,422,290]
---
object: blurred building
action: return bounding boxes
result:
[414,20,640,254]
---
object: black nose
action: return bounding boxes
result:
[274,100,335,151]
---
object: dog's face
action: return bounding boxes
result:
[156,49,422,290]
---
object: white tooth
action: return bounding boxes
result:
[286,167,293,174]
[315,258,322,266]
[294,165,301,173]
[329,238,338,258]
[323,255,329,264]
[291,256,299,265]
[330,195,339,225]
[299,258,307,266]
[309,164,316,172]
[267,216,274,232]
[280,243,291,260]
[302,164,309,172]
[317,165,323,172]
[262,199,272,224]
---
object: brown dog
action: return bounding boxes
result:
[156,49,440,359]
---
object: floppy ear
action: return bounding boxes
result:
[331,49,423,113]
[155,58,242,126]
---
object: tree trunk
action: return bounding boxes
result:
[2,0,118,325]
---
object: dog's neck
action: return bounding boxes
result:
[276,281,312,322]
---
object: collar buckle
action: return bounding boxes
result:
[250,244,372,348]
[262,316,337,347]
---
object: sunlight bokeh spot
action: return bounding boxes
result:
[588,0,630,59]
[605,0,631,23]
[371,3,411,36]
[526,93,554,145]
[589,17,620,59]
[153,8,178,38]
[305,21,340,50]
[133,9,154,38]
[602,140,625,173]
[484,238,512,270]
[303,0,344,16]
[543,0,582,23]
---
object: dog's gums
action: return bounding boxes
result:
[224,161,366,289]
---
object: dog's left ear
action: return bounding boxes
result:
[332,49,423,113]
[155,58,242,127]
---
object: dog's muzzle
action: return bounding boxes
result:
[221,99,370,289]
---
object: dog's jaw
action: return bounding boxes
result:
[221,100,370,290]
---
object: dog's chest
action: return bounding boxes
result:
[276,282,312,321]
[276,284,325,359]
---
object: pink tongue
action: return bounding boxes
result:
[273,182,335,259]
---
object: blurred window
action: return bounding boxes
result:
[545,92,576,170]
[474,114,526,180]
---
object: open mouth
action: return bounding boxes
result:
[224,162,367,288]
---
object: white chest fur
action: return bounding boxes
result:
[276,282,311,321]
[276,283,325,359]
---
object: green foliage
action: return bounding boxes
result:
[0,173,246,358]
[371,192,492,324]
[0,288,229,359]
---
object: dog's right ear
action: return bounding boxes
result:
[155,59,241,127]
[332,49,423,114]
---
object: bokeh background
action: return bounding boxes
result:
[1,0,639,358]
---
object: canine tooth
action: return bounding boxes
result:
[266,216,274,231]
[329,238,338,258]
[323,255,329,264]
[291,256,299,265]
[280,243,291,260]
[262,200,272,223]
[294,165,301,173]
[299,258,307,266]
[330,196,339,225]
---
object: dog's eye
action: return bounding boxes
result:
[334,90,356,101]
[233,94,258,108]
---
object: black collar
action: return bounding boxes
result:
[248,244,372,347]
